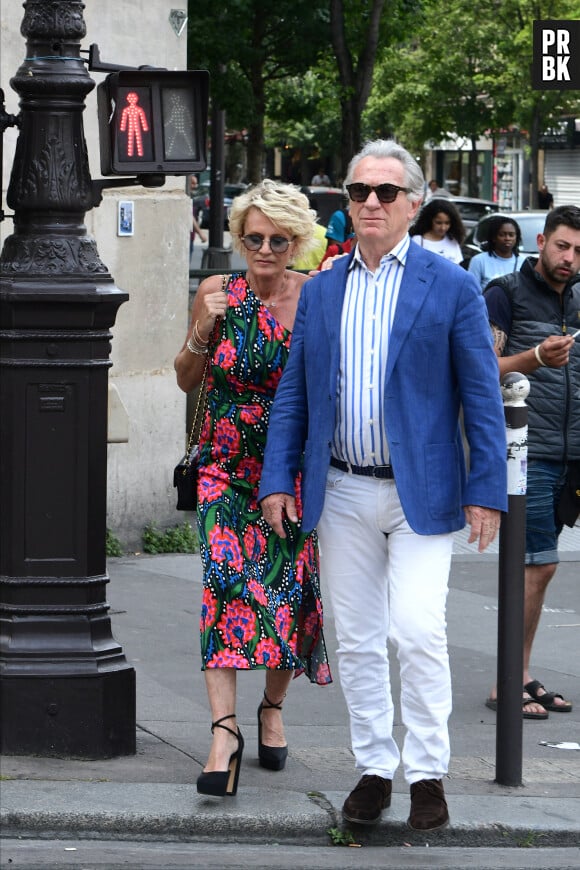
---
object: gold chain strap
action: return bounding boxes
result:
[183,274,229,467]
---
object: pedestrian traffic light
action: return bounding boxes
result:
[97,70,209,176]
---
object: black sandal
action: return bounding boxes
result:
[257,691,288,771]
[196,714,244,796]
[524,680,573,713]
[485,693,549,720]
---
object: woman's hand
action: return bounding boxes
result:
[196,281,229,340]
[306,251,349,277]
[174,276,228,392]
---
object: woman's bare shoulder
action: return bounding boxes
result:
[287,269,310,289]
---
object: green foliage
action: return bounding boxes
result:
[265,71,342,152]
[366,0,580,156]
[516,830,546,848]
[188,0,579,183]
[105,528,123,558]
[327,826,360,847]
[142,522,199,555]
[187,0,330,129]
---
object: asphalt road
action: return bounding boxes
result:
[2,839,579,870]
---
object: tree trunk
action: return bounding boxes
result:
[246,118,264,184]
[246,67,266,183]
[330,0,385,179]
[341,96,360,179]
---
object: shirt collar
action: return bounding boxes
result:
[490,250,516,260]
[349,233,411,273]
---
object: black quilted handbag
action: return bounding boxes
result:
[174,359,208,511]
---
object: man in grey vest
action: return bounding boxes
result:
[484,205,580,718]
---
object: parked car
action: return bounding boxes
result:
[460,210,547,266]
[448,196,499,229]
[194,182,248,229]
[300,186,347,226]
[424,195,499,230]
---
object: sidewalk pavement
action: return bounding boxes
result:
[1,527,579,849]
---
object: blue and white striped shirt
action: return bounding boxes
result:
[332,234,410,467]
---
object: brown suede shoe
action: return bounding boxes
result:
[342,774,392,825]
[408,778,449,831]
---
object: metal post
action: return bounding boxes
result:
[495,372,529,786]
[201,102,231,269]
[0,0,135,757]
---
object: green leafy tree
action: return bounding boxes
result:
[368,0,517,195]
[328,0,420,175]
[367,0,579,197]
[490,0,580,203]
[187,0,330,182]
[265,66,343,173]
[329,0,387,173]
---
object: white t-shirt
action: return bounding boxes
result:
[411,234,463,264]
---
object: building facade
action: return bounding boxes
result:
[1,1,194,549]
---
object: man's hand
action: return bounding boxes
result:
[464,505,501,553]
[537,334,574,368]
[260,493,298,538]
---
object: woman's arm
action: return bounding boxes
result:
[174,275,228,393]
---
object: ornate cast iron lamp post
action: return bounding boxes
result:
[0,0,135,756]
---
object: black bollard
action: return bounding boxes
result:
[495,372,529,786]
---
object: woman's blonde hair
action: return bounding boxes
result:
[229,179,317,262]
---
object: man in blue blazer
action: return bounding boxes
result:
[259,140,507,832]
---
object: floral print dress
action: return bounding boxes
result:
[197,274,331,685]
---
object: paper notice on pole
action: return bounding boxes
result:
[506,425,527,495]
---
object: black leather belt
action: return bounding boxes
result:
[330,457,394,479]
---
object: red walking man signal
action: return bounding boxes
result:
[97,69,209,175]
[119,91,149,158]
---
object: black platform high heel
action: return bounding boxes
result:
[196,714,244,796]
[257,691,288,771]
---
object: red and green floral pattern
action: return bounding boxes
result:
[197,274,331,685]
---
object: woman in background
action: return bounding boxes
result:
[411,198,465,264]
[468,216,526,289]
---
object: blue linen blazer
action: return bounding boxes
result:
[259,242,508,535]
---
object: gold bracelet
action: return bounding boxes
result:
[193,320,209,346]
[186,334,208,355]
[534,344,546,367]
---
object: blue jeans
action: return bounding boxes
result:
[525,459,567,566]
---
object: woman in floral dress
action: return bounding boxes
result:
[174,180,331,797]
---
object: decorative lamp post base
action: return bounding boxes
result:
[1,670,136,758]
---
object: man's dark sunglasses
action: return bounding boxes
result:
[346,182,411,203]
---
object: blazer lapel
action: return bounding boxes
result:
[320,254,350,342]
[317,255,351,396]
[386,247,435,382]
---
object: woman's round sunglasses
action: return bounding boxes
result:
[241,233,293,253]
[346,182,410,203]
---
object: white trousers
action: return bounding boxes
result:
[317,466,454,785]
